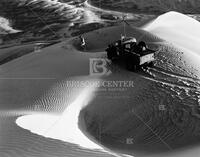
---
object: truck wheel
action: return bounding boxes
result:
[126,58,137,72]
[149,61,154,67]
[107,50,114,60]
[138,41,147,49]
[142,63,148,70]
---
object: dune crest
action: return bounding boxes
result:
[16,85,103,149]
[7,12,200,157]
[144,11,200,77]
[144,11,200,54]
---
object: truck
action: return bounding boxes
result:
[106,37,156,71]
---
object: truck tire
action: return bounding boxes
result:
[138,41,147,49]
[149,61,154,67]
[107,50,114,60]
[126,57,137,72]
[142,63,148,69]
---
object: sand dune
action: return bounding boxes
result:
[0,11,200,157]
[0,0,83,31]
[144,11,200,77]
[16,85,101,149]
[77,12,200,156]
[145,11,200,52]
[0,39,116,157]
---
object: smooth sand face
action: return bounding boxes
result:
[1,11,200,157]
[145,11,200,77]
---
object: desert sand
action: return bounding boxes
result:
[0,10,200,157]
[0,17,21,34]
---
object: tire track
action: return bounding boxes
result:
[142,66,200,92]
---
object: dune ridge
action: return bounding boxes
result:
[0,10,199,157]
[144,11,200,77]
[76,12,200,156]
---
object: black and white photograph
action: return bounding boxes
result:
[1,0,200,157]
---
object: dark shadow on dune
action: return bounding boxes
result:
[79,78,200,156]
[77,25,200,156]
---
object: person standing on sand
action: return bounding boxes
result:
[121,34,125,41]
[79,35,86,51]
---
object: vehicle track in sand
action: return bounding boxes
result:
[141,66,200,120]
[142,66,200,92]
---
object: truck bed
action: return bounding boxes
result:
[137,48,156,56]
[139,50,155,65]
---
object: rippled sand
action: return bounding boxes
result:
[1,11,200,157]
[79,12,200,157]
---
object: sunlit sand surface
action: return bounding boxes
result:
[0,9,200,157]
[16,85,103,149]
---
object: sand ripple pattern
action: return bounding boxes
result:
[81,44,200,154]
[0,78,116,157]
[26,79,87,113]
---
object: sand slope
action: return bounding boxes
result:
[145,11,200,54]
[1,11,200,157]
[78,12,200,156]
[145,11,200,78]
[0,38,116,157]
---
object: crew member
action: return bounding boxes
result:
[132,37,137,45]
[121,34,125,41]
[131,37,137,51]
[79,35,86,50]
